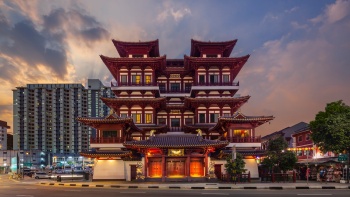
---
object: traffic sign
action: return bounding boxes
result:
[338,154,348,161]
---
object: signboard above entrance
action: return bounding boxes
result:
[168,149,184,157]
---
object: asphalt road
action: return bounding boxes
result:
[1,175,350,197]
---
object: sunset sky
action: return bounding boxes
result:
[0,0,349,136]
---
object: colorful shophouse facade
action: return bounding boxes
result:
[77,39,274,181]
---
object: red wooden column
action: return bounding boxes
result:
[153,108,156,125]
[142,107,145,124]
[128,67,131,86]
[206,107,209,123]
[144,152,148,178]
[205,67,209,85]
[161,153,166,182]
[167,77,170,93]
[204,149,208,177]
[141,68,145,85]
[186,153,190,181]
[152,67,156,86]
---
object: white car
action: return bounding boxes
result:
[34,172,49,179]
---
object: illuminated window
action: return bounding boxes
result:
[132,75,141,84]
[145,75,151,84]
[233,130,250,137]
[132,113,141,123]
[146,114,152,123]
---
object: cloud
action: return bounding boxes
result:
[240,0,350,136]
[325,0,350,23]
[285,6,298,13]
[290,21,308,30]
[157,2,191,23]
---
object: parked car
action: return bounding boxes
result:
[34,172,49,179]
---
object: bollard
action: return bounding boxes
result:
[57,175,61,182]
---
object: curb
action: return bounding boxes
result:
[38,182,350,189]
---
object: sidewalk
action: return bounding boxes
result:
[36,178,350,190]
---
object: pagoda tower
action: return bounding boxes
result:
[77,38,274,181]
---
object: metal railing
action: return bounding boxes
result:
[193,81,239,86]
[90,137,124,144]
[226,136,261,143]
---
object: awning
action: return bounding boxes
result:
[297,157,340,165]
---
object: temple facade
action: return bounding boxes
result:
[77,39,274,181]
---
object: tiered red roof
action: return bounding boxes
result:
[123,134,229,149]
[209,112,275,133]
[190,39,237,57]
[112,39,160,57]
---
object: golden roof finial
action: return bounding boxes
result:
[196,129,202,136]
[109,108,115,115]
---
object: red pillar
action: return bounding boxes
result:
[144,153,148,178]
[206,67,209,86]
[186,154,190,181]
[162,154,166,182]
[204,150,208,177]
[128,68,131,86]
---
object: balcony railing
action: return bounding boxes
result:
[193,81,239,86]
[90,137,124,144]
[226,136,261,143]
[111,81,157,87]
[159,89,191,93]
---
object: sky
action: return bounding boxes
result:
[0,0,349,136]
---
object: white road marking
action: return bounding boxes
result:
[16,195,34,197]
[120,192,147,194]
[64,190,81,192]
[202,193,229,196]
[297,194,332,196]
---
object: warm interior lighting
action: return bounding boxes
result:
[168,175,185,178]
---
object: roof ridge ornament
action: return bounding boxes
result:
[109,108,115,115]
[196,129,202,137]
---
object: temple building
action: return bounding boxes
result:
[77,38,274,181]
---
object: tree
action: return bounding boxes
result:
[262,136,297,173]
[310,100,350,154]
[225,153,246,181]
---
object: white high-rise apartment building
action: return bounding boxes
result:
[13,80,113,157]
[87,79,115,139]
[0,120,10,150]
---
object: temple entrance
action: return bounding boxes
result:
[148,159,162,178]
[166,158,185,177]
[190,158,204,177]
